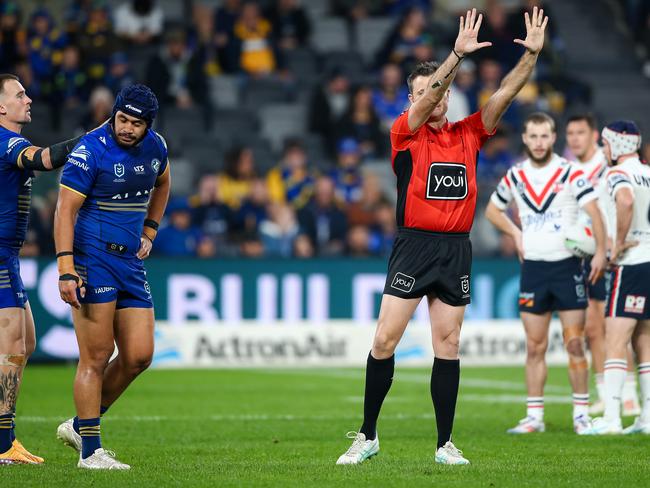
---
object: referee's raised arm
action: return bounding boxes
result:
[481,6,549,133]
[407,8,491,132]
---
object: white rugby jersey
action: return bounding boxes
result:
[574,147,608,229]
[604,156,650,265]
[490,153,596,261]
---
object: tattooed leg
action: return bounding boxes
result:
[0,355,23,414]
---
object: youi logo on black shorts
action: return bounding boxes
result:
[391,272,415,293]
[426,162,467,200]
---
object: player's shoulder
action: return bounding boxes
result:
[0,126,30,151]
[80,125,111,150]
[147,129,168,155]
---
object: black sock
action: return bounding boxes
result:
[359,352,394,440]
[431,357,460,449]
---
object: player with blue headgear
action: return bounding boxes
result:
[53,84,171,469]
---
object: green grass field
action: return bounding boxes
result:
[2,365,649,487]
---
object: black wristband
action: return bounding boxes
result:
[59,273,79,284]
[144,219,159,231]
[49,134,83,168]
[142,234,153,244]
[452,48,464,60]
[56,251,74,258]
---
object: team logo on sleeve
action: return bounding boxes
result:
[151,159,161,173]
[391,272,415,293]
[426,163,467,200]
[114,163,125,178]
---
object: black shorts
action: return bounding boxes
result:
[583,259,606,301]
[605,262,650,319]
[519,257,588,314]
[383,228,472,306]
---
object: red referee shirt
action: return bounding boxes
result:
[390,111,494,233]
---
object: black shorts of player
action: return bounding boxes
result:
[605,262,650,319]
[582,259,606,301]
[519,257,588,314]
[383,227,472,306]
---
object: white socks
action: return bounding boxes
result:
[572,393,589,419]
[603,359,627,422]
[638,363,650,423]
[527,397,544,421]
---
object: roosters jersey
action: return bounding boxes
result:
[390,111,494,233]
[603,157,650,265]
[491,154,596,261]
[574,147,608,230]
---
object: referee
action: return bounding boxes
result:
[337,7,549,465]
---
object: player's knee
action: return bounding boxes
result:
[24,337,35,358]
[372,332,398,357]
[526,340,547,360]
[565,337,585,357]
[124,354,152,376]
[82,345,115,368]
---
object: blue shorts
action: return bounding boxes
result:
[74,250,153,309]
[583,259,607,301]
[519,257,588,314]
[605,263,650,319]
[0,248,27,309]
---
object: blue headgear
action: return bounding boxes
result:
[112,84,159,127]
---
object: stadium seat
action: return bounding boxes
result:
[312,17,350,53]
[243,78,293,109]
[355,17,395,64]
[210,75,240,109]
[321,50,366,82]
[259,103,307,152]
[301,0,329,20]
[212,109,259,144]
[159,107,206,137]
[285,48,320,85]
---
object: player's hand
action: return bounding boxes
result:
[588,251,607,285]
[137,235,153,260]
[610,240,639,264]
[454,8,492,57]
[59,272,85,309]
[514,6,548,54]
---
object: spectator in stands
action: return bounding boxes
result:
[114,0,164,46]
[192,4,222,77]
[189,175,233,254]
[297,176,348,256]
[308,67,350,140]
[372,62,409,133]
[293,233,315,258]
[267,138,315,209]
[347,225,373,256]
[0,2,27,72]
[146,29,211,120]
[53,44,88,108]
[346,171,389,227]
[104,51,136,94]
[374,6,433,71]
[79,85,113,132]
[477,128,516,186]
[333,84,385,158]
[27,7,67,99]
[214,0,242,73]
[369,201,396,256]
[267,0,311,51]
[155,198,204,257]
[330,0,384,22]
[474,1,519,69]
[453,58,478,112]
[78,2,116,86]
[330,138,364,203]
[216,145,258,210]
[477,59,522,130]
[233,2,276,76]
[232,179,269,256]
[259,202,300,257]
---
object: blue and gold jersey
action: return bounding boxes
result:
[0,126,34,249]
[60,124,169,259]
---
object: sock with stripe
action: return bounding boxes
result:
[79,418,101,459]
[430,357,460,449]
[0,413,12,453]
[603,359,627,422]
[595,373,605,402]
[638,363,650,423]
[9,410,15,443]
[572,393,589,419]
[73,405,109,435]
[359,353,394,441]
[526,397,544,421]
[623,371,639,402]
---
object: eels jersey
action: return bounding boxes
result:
[60,124,168,259]
[0,126,34,249]
[490,153,596,261]
[603,156,650,265]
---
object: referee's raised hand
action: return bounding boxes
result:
[513,5,548,54]
[453,8,492,57]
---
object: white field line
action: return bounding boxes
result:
[343,394,572,405]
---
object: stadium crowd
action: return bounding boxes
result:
[1,0,640,259]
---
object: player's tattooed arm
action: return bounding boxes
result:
[138,162,171,259]
[481,6,548,133]
[17,134,83,171]
[408,8,491,132]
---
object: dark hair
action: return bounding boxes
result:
[0,74,19,94]
[566,113,598,131]
[523,112,556,133]
[407,61,439,94]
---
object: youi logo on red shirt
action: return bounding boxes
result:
[426,163,468,200]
